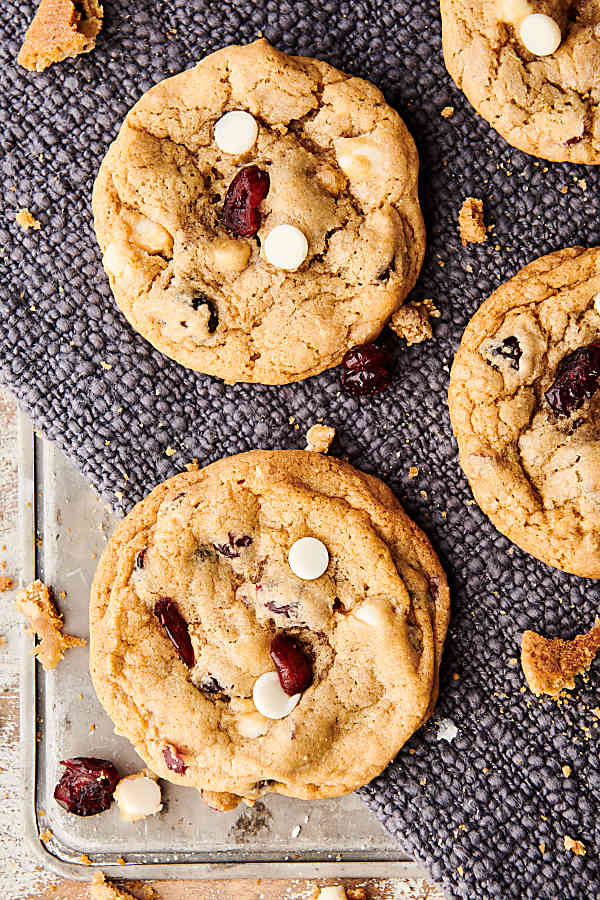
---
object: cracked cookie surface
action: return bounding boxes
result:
[92,39,425,385]
[90,450,449,803]
[449,246,600,577]
[440,1,600,163]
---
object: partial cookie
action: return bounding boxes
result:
[440,1,600,163]
[449,246,600,577]
[15,579,85,670]
[18,0,103,73]
[522,621,600,696]
[92,39,425,385]
[90,450,449,804]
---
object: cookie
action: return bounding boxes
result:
[449,246,600,578]
[440,1,600,163]
[92,39,425,385]
[17,0,103,73]
[90,450,449,804]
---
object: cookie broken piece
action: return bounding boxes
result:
[18,0,103,73]
[16,209,41,231]
[458,197,486,245]
[521,622,600,697]
[15,579,85,670]
[200,788,241,812]
[90,873,137,900]
[305,424,335,453]
[390,299,440,346]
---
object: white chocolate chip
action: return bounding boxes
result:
[210,237,251,273]
[288,537,329,581]
[127,214,173,256]
[353,602,383,627]
[263,224,308,271]
[316,888,348,900]
[214,110,258,156]
[236,711,269,738]
[519,13,561,56]
[103,240,135,282]
[335,135,382,182]
[594,291,600,315]
[252,671,300,719]
[114,772,162,823]
[500,0,532,24]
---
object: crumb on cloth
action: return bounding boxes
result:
[390,298,440,346]
[458,197,487,245]
[564,835,586,856]
[16,209,41,231]
[521,621,600,697]
[17,0,104,73]
[305,424,335,453]
[441,106,454,118]
[14,579,85,670]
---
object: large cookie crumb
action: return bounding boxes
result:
[14,579,85,670]
[390,298,440,345]
[91,873,138,900]
[200,788,241,811]
[564,835,586,856]
[305,424,335,453]
[18,0,103,73]
[521,622,600,697]
[458,198,486,246]
[16,209,41,231]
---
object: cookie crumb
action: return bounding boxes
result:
[436,718,458,742]
[458,197,487,245]
[18,0,104,73]
[313,888,348,900]
[200,788,241,812]
[165,446,176,457]
[562,764,572,777]
[91,872,137,900]
[16,209,41,231]
[390,298,440,345]
[14,579,86,670]
[539,842,546,854]
[564,835,586,856]
[408,466,419,479]
[521,622,600,696]
[305,424,335,453]
[0,576,14,592]
[80,853,92,866]
[39,828,52,842]
[185,459,199,471]
[441,106,455,118]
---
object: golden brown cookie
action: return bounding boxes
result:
[90,450,449,804]
[441,1,600,163]
[449,246,600,577]
[92,39,425,385]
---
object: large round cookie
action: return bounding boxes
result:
[90,450,449,804]
[92,39,425,385]
[440,1,600,163]
[449,246,600,578]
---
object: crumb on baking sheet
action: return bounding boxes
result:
[390,298,440,345]
[521,621,600,697]
[0,575,14,592]
[91,872,138,900]
[564,835,586,856]
[305,424,335,453]
[200,788,241,812]
[16,209,41,231]
[458,197,487,245]
[14,579,86,670]
[18,0,104,73]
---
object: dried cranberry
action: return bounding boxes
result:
[270,633,313,696]
[222,166,270,238]
[545,342,600,417]
[192,293,219,333]
[265,600,297,618]
[163,744,187,774]
[214,533,253,559]
[135,548,147,569]
[154,598,195,668]
[490,336,522,371]
[427,575,440,603]
[341,343,392,396]
[54,757,119,817]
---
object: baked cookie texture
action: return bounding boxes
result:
[92,39,425,385]
[440,0,600,163]
[90,450,449,804]
[449,246,600,578]
[18,0,103,73]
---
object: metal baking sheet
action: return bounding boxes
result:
[19,411,425,880]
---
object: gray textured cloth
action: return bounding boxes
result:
[2,2,599,897]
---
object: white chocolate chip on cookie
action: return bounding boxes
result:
[214,110,259,155]
[253,671,300,719]
[235,711,270,738]
[210,237,251,273]
[263,224,308,271]
[500,0,532,24]
[288,537,329,580]
[335,135,382,182]
[127,213,173,256]
[520,13,562,56]
[103,240,136,283]
[353,602,384,627]
[594,291,600,314]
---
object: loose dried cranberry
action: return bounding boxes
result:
[341,343,392,396]
[545,342,600,417]
[154,598,195,668]
[490,336,522,371]
[192,293,219,333]
[214,533,253,558]
[270,633,313,696]
[135,548,147,569]
[54,757,119,817]
[163,744,187,774]
[222,166,270,238]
